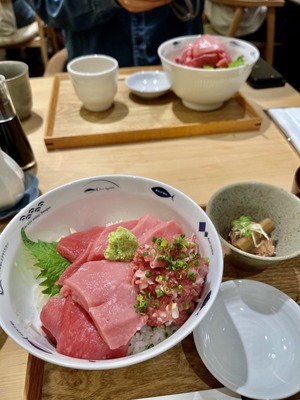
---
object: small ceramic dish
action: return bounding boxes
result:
[193,279,300,400]
[125,70,171,99]
[206,181,300,270]
[0,172,39,220]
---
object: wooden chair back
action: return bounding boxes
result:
[0,15,59,69]
[206,0,285,64]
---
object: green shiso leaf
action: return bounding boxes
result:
[21,227,71,297]
[202,55,245,69]
[228,55,245,68]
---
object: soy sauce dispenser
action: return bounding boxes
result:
[0,74,36,170]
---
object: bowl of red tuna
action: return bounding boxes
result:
[0,175,223,370]
[158,34,259,111]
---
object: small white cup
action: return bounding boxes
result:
[0,61,32,120]
[67,54,119,112]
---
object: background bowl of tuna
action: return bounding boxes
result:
[157,34,259,111]
[206,181,300,270]
[0,174,223,370]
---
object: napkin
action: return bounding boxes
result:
[133,387,241,400]
[266,107,300,154]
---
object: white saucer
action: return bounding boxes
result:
[0,172,39,220]
[125,70,171,99]
[193,279,300,400]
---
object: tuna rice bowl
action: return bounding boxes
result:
[0,175,223,369]
[22,214,209,360]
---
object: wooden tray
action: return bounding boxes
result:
[44,73,262,150]
[24,254,300,400]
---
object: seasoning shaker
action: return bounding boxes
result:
[0,74,36,170]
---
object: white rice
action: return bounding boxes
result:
[128,324,179,355]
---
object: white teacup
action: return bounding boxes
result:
[67,54,119,112]
[0,61,32,120]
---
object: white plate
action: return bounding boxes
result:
[125,70,171,99]
[193,280,300,400]
[133,387,240,399]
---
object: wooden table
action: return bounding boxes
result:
[7,67,300,208]
[0,67,300,400]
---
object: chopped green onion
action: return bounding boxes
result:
[134,293,148,314]
[231,215,270,247]
[163,286,171,294]
[188,271,196,282]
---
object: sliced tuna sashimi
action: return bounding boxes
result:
[41,325,57,345]
[139,219,184,246]
[57,226,104,262]
[56,241,94,286]
[60,260,133,310]
[89,282,148,350]
[56,296,128,360]
[130,213,162,238]
[40,296,66,344]
[37,214,205,360]
[41,295,128,360]
[87,214,162,261]
[87,219,139,261]
[176,34,232,68]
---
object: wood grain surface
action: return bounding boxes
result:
[24,255,300,400]
[1,70,300,400]
[44,73,261,150]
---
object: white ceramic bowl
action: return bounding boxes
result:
[125,70,171,99]
[158,35,259,111]
[0,175,223,370]
[206,181,300,270]
[194,279,300,399]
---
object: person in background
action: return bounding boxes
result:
[0,0,35,38]
[204,0,267,38]
[2,0,46,75]
[25,0,205,67]
[12,0,36,28]
[204,0,285,44]
[0,0,17,37]
[0,1,37,65]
